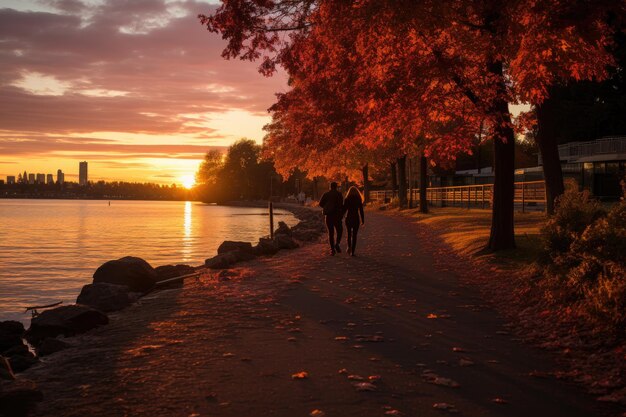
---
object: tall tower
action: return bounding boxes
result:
[79,161,88,186]
[57,169,64,185]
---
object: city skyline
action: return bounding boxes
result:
[0,0,288,185]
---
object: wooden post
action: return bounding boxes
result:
[467,187,471,209]
[269,201,274,240]
[453,187,456,207]
[521,182,526,213]
[482,186,485,209]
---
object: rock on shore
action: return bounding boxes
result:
[93,256,157,293]
[0,321,38,374]
[76,283,137,313]
[24,305,108,346]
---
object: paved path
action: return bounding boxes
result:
[23,211,612,417]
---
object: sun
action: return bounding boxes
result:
[180,175,196,189]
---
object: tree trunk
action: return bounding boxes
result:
[362,163,370,204]
[312,177,319,200]
[408,157,413,208]
[487,61,516,251]
[391,162,398,198]
[419,153,428,213]
[536,106,565,215]
[397,155,407,208]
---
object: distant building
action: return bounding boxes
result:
[47,174,54,184]
[7,175,15,184]
[57,169,65,185]
[28,173,35,184]
[79,161,88,186]
[520,135,626,198]
[36,173,45,184]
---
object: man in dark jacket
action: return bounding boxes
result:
[319,182,344,255]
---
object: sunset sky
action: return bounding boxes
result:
[0,0,288,185]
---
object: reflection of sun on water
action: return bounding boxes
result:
[180,175,195,189]
[182,201,192,262]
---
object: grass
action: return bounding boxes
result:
[391,206,546,271]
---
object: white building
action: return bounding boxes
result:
[79,161,88,186]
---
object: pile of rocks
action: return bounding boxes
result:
[0,207,324,414]
[204,210,325,270]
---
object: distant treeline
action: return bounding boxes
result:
[195,138,323,203]
[0,181,192,201]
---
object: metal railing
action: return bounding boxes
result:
[539,136,626,164]
[370,180,546,212]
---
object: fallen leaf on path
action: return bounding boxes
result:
[353,382,377,391]
[292,371,309,379]
[452,347,466,353]
[355,335,385,342]
[429,377,460,388]
[384,409,402,415]
[433,402,457,411]
[310,410,325,417]
[427,313,439,319]
[347,375,365,381]
[491,398,508,404]
[222,353,234,358]
[338,368,348,374]
[368,375,382,382]
[459,358,475,367]
[334,336,349,341]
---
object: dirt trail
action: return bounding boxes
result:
[22,211,616,416]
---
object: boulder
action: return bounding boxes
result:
[155,264,195,280]
[253,238,279,256]
[7,353,37,373]
[233,250,256,262]
[275,221,292,236]
[93,256,157,293]
[37,338,71,357]
[274,234,299,250]
[76,283,133,312]
[292,228,321,242]
[0,378,43,417]
[205,252,238,269]
[2,344,29,358]
[217,241,254,255]
[0,321,24,352]
[25,305,108,345]
[0,356,14,381]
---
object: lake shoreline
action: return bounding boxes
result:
[0,200,302,325]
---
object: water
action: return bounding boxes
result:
[0,199,298,323]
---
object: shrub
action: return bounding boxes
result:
[583,265,626,336]
[541,184,604,262]
[539,184,626,336]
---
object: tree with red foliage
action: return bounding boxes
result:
[200,0,621,250]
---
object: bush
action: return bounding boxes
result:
[539,184,626,336]
[583,266,626,335]
[541,184,604,260]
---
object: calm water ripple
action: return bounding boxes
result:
[0,199,298,323]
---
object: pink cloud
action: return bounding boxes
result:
[0,0,287,164]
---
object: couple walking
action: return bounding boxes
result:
[319,182,365,256]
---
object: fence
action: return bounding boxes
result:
[370,180,546,212]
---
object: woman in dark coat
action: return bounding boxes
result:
[343,186,365,256]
